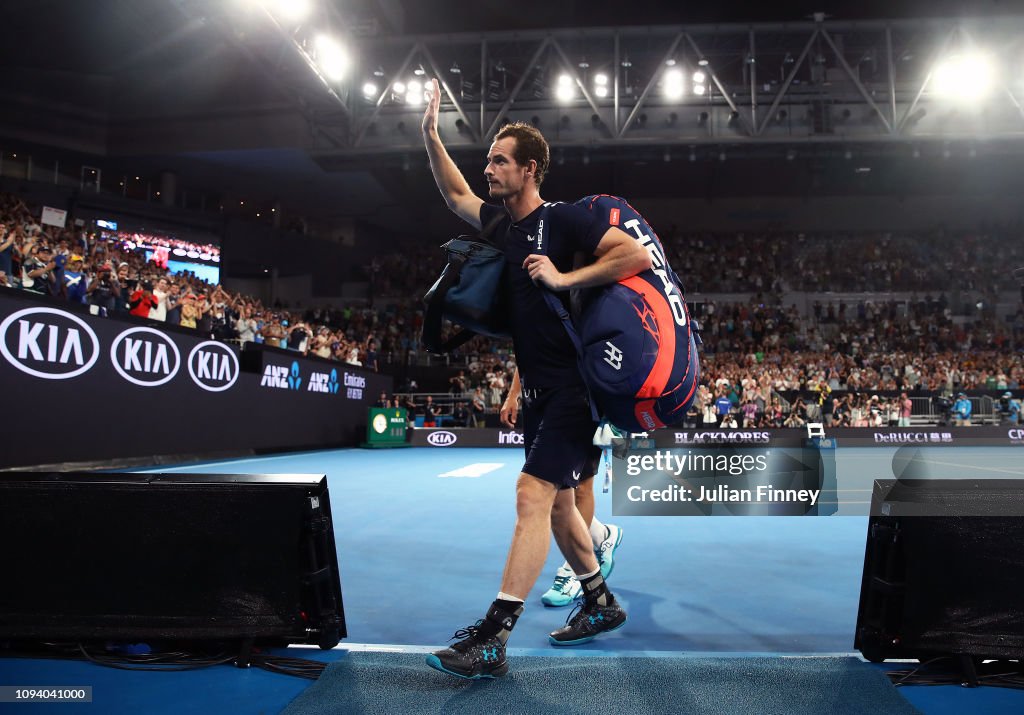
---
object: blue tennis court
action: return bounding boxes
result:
[2,446,1022,714]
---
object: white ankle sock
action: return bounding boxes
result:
[589,518,608,547]
[496,591,524,604]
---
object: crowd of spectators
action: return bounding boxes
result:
[0,194,397,368]
[657,226,1022,293]
[338,227,1024,297]
[687,295,1023,426]
[370,359,520,428]
[362,246,439,298]
[2,191,1022,426]
[697,298,1023,387]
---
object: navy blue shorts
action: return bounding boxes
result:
[521,384,600,489]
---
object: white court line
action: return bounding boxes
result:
[292,642,869,659]
[438,462,505,478]
[294,642,437,654]
[131,451,328,473]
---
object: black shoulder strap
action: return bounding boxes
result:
[422,209,506,354]
[478,209,505,246]
[533,203,600,421]
[533,203,584,355]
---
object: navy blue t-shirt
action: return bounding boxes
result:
[480,201,608,389]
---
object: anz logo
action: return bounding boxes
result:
[188,341,239,392]
[260,361,303,390]
[0,307,100,380]
[308,369,340,395]
[427,430,458,447]
[110,327,181,387]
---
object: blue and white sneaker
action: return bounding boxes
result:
[596,524,623,579]
[540,565,582,608]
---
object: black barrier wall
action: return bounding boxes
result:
[0,289,391,468]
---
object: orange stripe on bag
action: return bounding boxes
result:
[620,275,676,399]
[665,337,700,415]
[634,399,664,430]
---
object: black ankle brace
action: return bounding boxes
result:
[580,572,611,606]
[479,600,523,643]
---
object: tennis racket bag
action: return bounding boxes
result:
[538,195,701,432]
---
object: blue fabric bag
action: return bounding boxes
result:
[422,213,508,353]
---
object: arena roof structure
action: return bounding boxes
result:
[2,1,1023,230]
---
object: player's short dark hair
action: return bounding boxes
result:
[494,121,550,187]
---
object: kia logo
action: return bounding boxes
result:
[110,327,181,387]
[0,307,100,380]
[427,430,458,446]
[187,340,239,392]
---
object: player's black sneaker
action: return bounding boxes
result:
[548,596,627,646]
[426,621,508,679]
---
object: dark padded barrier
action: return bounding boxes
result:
[0,289,391,468]
[856,478,1024,663]
[0,471,345,647]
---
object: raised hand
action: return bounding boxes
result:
[421,77,440,136]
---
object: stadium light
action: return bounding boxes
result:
[692,70,707,97]
[362,82,378,99]
[663,68,685,100]
[314,34,348,82]
[594,72,609,98]
[930,53,995,101]
[269,0,312,23]
[406,79,424,105]
[555,73,575,102]
[392,81,406,95]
